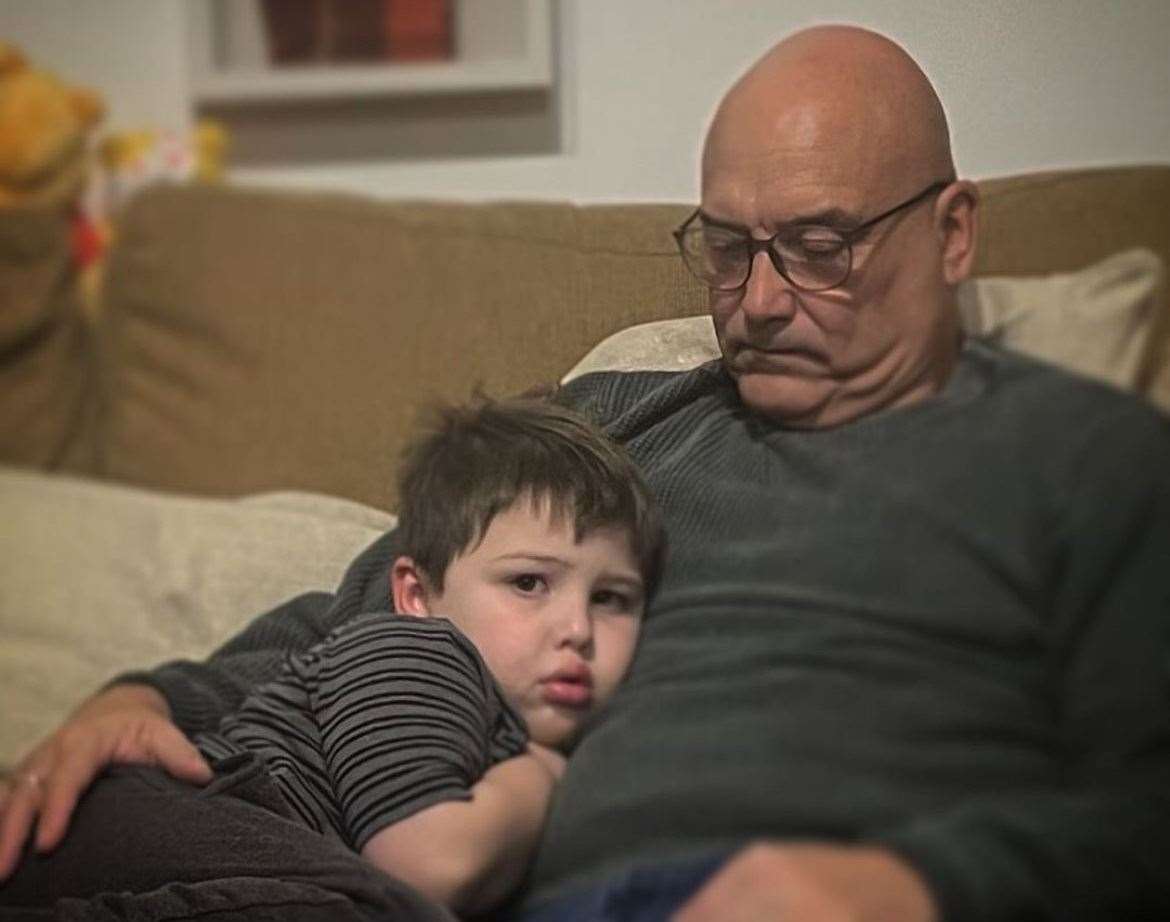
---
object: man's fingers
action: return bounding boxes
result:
[152,726,213,785]
[0,771,43,881]
[32,751,103,854]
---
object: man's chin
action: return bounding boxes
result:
[732,371,835,427]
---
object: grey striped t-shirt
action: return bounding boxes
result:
[197,612,528,850]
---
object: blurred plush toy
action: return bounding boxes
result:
[98,119,229,217]
[0,42,104,210]
[0,44,229,315]
[0,41,105,274]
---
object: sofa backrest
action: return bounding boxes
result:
[94,192,709,508]
[22,165,1170,510]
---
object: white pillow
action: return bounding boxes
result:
[0,468,396,769]
[957,248,1163,399]
[562,248,1165,411]
[562,315,719,383]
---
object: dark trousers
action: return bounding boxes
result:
[0,754,454,922]
[502,850,732,922]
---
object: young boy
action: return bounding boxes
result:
[2,397,664,919]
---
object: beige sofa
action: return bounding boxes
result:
[2,165,1169,770]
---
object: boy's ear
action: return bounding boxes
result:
[390,556,434,617]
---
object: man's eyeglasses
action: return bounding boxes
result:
[673,180,951,293]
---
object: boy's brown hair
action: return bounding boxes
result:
[396,396,665,597]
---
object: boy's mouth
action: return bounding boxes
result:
[540,665,593,708]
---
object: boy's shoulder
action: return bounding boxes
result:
[299,612,500,699]
[323,611,476,652]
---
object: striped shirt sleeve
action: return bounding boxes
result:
[312,614,528,850]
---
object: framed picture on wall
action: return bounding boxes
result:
[188,0,552,104]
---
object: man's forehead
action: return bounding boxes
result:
[701,145,879,229]
[701,99,893,224]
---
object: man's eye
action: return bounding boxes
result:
[797,233,845,256]
[705,236,743,254]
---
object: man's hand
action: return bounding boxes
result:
[674,841,938,922]
[0,683,212,881]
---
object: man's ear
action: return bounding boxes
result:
[391,556,435,617]
[935,179,979,286]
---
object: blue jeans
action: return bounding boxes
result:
[510,850,735,922]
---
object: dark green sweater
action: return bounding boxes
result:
[131,340,1170,921]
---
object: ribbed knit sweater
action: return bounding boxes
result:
[127,340,1170,921]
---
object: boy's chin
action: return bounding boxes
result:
[527,708,588,751]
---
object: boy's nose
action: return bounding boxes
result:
[556,599,593,650]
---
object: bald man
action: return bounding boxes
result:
[3,26,1169,922]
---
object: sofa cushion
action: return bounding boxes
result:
[957,248,1164,403]
[96,186,704,511]
[562,249,1167,412]
[0,467,395,770]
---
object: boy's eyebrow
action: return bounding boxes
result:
[493,552,568,565]
[602,574,645,593]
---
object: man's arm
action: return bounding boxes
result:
[119,590,341,735]
[0,528,400,879]
[362,745,565,915]
[139,527,402,735]
[869,408,1170,921]
[0,587,335,879]
[0,683,211,880]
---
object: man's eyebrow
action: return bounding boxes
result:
[698,207,860,233]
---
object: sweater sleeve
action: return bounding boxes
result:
[114,529,402,736]
[874,406,1170,921]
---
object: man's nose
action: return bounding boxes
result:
[740,249,798,326]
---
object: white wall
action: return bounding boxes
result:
[4,0,1168,203]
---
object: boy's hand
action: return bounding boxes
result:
[0,683,212,881]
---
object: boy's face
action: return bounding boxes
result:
[393,500,645,750]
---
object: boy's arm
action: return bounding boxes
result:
[313,615,539,910]
[362,745,565,915]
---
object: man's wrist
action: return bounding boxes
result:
[80,682,171,720]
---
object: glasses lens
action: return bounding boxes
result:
[679,224,749,290]
[776,227,850,291]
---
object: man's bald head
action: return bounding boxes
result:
[703,26,954,203]
[695,25,978,429]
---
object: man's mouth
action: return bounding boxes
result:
[732,344,826,371]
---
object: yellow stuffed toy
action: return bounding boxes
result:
[98,118,229,215]
[0,42,104,211]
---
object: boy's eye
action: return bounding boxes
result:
[592,589,633,611]
[510,574,545,593]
